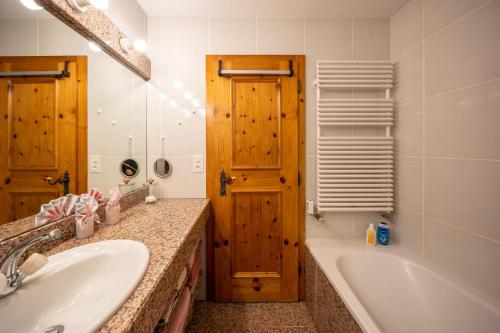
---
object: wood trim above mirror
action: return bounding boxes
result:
[39,0,151,81]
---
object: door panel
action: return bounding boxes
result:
[0,56,86,224]
[232,78,281,168]
[207,55,304,302]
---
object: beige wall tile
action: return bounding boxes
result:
[390,0,422,58]
[424,158,500,241]
[396,156,423,213]
[393,44,423,105]
[424,0,500,97]
[162,17,208,61]
[306,212,354,239]
[425,79,500,159]
[257,18,305,54]
[209,17,256,54]
[423,217,500,302]
[38,18,86,55]
[305,18,352,61]
[423,0,491,37]
[395,101,423,156]
[146,16,163,61]
[394,208,423,254]
[353,19,390,60]
[0,19,37,56]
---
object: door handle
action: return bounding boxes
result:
[44,171,70,195]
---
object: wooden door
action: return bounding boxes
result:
[206,55,305,302]
[0,56,87,224]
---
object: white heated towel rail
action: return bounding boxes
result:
[316,61,394,212]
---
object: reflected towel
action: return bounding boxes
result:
[187,257,200,293]
[168,287,190,333]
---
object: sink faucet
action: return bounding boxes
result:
[0,229,61,298]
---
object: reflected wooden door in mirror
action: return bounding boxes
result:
[0,56,87,224]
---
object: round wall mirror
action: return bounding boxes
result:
[120,159,140,178]
[153,158,172,178]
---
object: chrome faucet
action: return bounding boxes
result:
[0,229,61,298]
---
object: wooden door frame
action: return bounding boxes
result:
[205,55,306,301]
[0,56,88,195]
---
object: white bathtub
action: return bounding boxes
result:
[306,238,500,333]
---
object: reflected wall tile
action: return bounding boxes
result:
[0,19,37,56]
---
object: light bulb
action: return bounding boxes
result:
[20,0,43,10]
[191,99,200,107]
[89,0,108,10]
[183,92,193,100]
[169,100,178,108]
[88,41,102,52]
[173,81,184,90]
[133,39,147,53]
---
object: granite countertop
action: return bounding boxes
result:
[45,198,210,332]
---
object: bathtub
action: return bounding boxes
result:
[306,238,500,333]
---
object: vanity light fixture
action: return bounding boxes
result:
[88,41,102,52]
[20,0,43,10]
[66,0,109,12]
[133,39,148,53]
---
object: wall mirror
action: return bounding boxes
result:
[120,159,140,178]
[0,0,148,241]
[153,158,172,178]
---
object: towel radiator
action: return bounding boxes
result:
[316,61,394,212]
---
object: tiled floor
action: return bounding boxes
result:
[186,301,317,332]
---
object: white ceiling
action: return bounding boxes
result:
[136,0,410,18]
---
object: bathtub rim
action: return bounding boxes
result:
[305,238,500,333]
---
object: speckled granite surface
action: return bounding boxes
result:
[305,247,362,333]
[0,188,148,262]
[186,301,317,332]
[42,198,210,333]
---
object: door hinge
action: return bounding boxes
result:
[297,78,302,94]
[298,261,302,276]
[298,171,302,186]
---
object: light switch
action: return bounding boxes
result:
[90,155,102,173]
[192,154,204,173]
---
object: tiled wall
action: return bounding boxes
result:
[391,0,500,302]
[146,17,390,240]
[0,16,148,195]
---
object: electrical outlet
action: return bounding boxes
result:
[192,154,204,173]
[90,155,102,173]
[306,200,315,215]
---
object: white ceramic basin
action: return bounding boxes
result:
[0,239,149,333]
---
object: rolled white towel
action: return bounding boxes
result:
[19,253,48,276]
[0,273,7,292]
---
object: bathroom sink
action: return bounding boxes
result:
[0,239,149,333]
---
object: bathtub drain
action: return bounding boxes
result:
[39,325,64,333]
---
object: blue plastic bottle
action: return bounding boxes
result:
[376,222,390,245]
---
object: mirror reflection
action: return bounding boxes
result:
[0,1,148,240]
[153,158,172,178]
